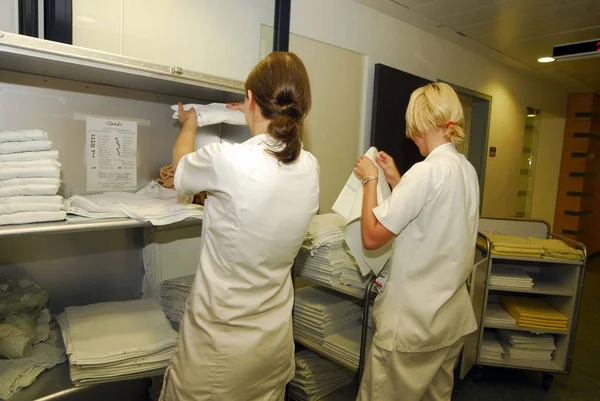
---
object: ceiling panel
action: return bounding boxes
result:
[381,0,600,91]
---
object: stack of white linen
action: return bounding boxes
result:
[57,298,178,386]
[289,350,354,401]
[484,303,517,327]
[0,130,65,226]
[66,181,203,226]
[322,324,373,371]
[142,224,201,299]
[490,266,533,289]
[158,275,194,325]
[480,331,504,361]
[296,214,369,288]
[498,330,556,361]
[293,287,362,345]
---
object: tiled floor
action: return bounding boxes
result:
[452,255,600,400]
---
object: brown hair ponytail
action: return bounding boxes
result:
[245,52,312,164]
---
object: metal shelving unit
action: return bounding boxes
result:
[0,30,242,401]
[464,217,587,390]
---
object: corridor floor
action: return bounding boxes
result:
[452,255,600,400]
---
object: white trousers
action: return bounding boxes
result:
[357,339,464,401]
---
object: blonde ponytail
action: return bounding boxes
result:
[445,122,466,145]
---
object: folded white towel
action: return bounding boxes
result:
[0,203,64,214]
[0,130,48,143]
[0,177,60,188]
[0,140,53,155]
[0,159,61,169]
[171,103,246,127]
[0,166,60,181]
[0,195,63,205]
[0,185,60,197]
[0,211,66,225]
[0,150,59,162]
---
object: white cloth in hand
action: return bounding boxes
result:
[171,103,246,127]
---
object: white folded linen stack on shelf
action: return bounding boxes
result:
[66,181,203,225]
[489,266,534,289]
[0,130,66,226]
[171,103,246,128]
[322,324,373,370]
[339,249,371,290]
[498,330,556,361]
[480,331,504,361]
[289,350,354,401]
[142,224,201,298]
[57,298,178,386]
[484,303,517,326]
[296,214,368,288]
[293,287,362,344]
[159,275,194,325]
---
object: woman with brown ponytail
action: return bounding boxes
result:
[160,52,319,401]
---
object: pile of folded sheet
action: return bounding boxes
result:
[485,233,544,258]
[158,275,194,325]
[480,331,504,361]
[57,298,178,386]
[529,237,584,261]
[0,277,65,400]
[498,330,556,361]
[484,303,517,327]
[66,181,203,225]
[501,296,568,332]
[0,130,66,226]
[489,266,533,289]
[293,287,362,345]
[322,324,373,371]
[296,214,368,288]
[142,224,201,298]
[289,350,354,401]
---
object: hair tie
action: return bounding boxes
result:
[446,121,454,128]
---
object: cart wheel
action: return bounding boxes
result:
[542,373,554,391]
[473,366,484,382]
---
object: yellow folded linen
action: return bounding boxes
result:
[543,253,583,261]
[515,316,568,325]
[501,296,568,322]
[528,238,583,254]
[503,303,568,323]
[516,321,568,331]
[486,233,544,251]
[493,247,544,256]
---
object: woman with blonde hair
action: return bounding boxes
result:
[354,82,479,400]
[160,52,319,401]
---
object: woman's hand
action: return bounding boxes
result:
[354,156,378,181]
[178,102,198,128]
[226,101,245,113]
[375,151,401,188]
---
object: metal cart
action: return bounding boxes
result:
[460,217,587,390]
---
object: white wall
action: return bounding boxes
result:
[67,0,568,224]
[0,0,18,33]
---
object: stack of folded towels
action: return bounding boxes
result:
[57,298,177,386]
[293,287,362,345]
[158,275,194,326]
[529,237,584,261]
[322,325,373,371]
[482,233,584,261]
[296,214,369,288]
[484,303,517,327]
[498,330,556,361]
[0,130,66,226]
[501,296,568,332]
[479,331,504,361]
[489,266,533,289]
[289,350,354,401]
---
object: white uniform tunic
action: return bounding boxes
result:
[161,134,319,401]
[371,143,479,353]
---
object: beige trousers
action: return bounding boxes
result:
[357,339,464,401]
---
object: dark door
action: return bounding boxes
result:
[370,64,431,175]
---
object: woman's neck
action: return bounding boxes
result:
[250,116,271,136]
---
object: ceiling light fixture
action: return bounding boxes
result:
[527,114,536,118]
[76,16,96,24]
[537,56,555,63]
